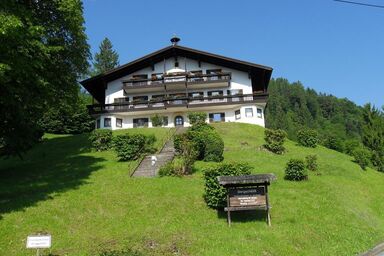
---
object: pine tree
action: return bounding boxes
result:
[92,38,119,74]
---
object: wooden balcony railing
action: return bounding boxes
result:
[122,72,231,88]
[87,93,268,115]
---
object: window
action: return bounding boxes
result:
[116,118,122,128]
[208,91,223,102]
[162,116,169,126]
[209,113,225,122]
[188,92,204,103]
[104,118,111,127]
[245,108,253,118]
[206,69,222,80]
[96,119,100,128]
[151,73,163,84]
[133,96,149,104]
[189,70,203,82]
[131,74,148,86]
[235,110,241,120]
[133,118,149,128]
[257,108,263,118]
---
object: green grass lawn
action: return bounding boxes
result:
[0,123,384,255]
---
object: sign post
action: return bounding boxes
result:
[218,174,276,227]
[26,234,51,256]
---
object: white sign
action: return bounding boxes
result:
[26,235,51,249]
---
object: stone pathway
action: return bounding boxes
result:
[360,242,384,256]
[131,127,186,177]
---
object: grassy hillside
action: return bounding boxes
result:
[0,123,383,255]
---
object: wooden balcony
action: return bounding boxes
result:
[87,93,268,115]
[122,72,231,93]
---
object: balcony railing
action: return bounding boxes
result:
[87,93,268,115]
[122,72,231,88]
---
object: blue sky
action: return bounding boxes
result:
[83,0,384,107]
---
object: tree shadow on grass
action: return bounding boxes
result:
[0,134,105,219]
[217,209,269,225]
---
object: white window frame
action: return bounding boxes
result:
[245,108,253,118]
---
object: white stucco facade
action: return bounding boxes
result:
[92,55,268,130]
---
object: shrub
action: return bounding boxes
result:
[89,129,112,151]
[305,154,318,172]
[204,131,224,162]
[113,134,156,161]
[186,125,224,162]
[344,139,361,155]
[284,159,308,181]
[297,129,319,148]
[187,112,207,126]
[352,147,371,170]
[158,157,184,177]
[322,134,344,152]
[150,114,165,127]
[264,129,286,154]
[203,162,252,208]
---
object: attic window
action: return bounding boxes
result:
[175,61,179,68]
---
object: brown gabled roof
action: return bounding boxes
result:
[80,45,273,103]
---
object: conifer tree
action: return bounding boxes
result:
[92,38,119,74]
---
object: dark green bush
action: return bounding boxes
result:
[284,159,308,181]
[187,112,207,126]
[344,139,361,155]
[297,129,319,148]
[113,134,156,161]
[322,134,345,152]
[150,114,165,127]
[187,125,223,162]
[203,162,252,208]
[305,154,318,172]
[264,129,286,154]
[352,147,371,170]
[89,129,112,151]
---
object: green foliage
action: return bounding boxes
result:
[322,134,345,152]
[265,78,364,153]
[89,129,112,151]
[0,0,90,156]
[92,37,119,75]
[113,134,156,161]
[297,129,319,148]
[344,139,362,155]
[39,91,94,134]
[305,155,318,172]
[187,124,224,162]
[362,104,384,172]
[187,112,207,126]
[352,147,371,170]
[264,129,286,154]
[203,163,252,208]
[158,158,185,177]
[150,114,165,127]
[284,159,308,181]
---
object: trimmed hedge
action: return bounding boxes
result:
[264,129,286,154]
[203,162,252,208]
[89,129,112,151]
[297,129,319,148]
[284,159,308,181]
[187,112,207,126]
[113,134,156,161]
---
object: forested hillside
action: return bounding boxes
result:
[265,78,384,172]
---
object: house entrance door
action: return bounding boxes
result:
[174,116,184,127]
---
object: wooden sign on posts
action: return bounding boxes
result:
[218,174,276,227]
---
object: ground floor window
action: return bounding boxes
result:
[163,116,169,126]
[116,118,123,128]
[235,110,241,120]
[175,116,184,126]
[133,118,149,128]
[257,108,263,118]
[245,108,253,118]
[209,113,225,122]
[96,119,100,128]
[104,118,111,127]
